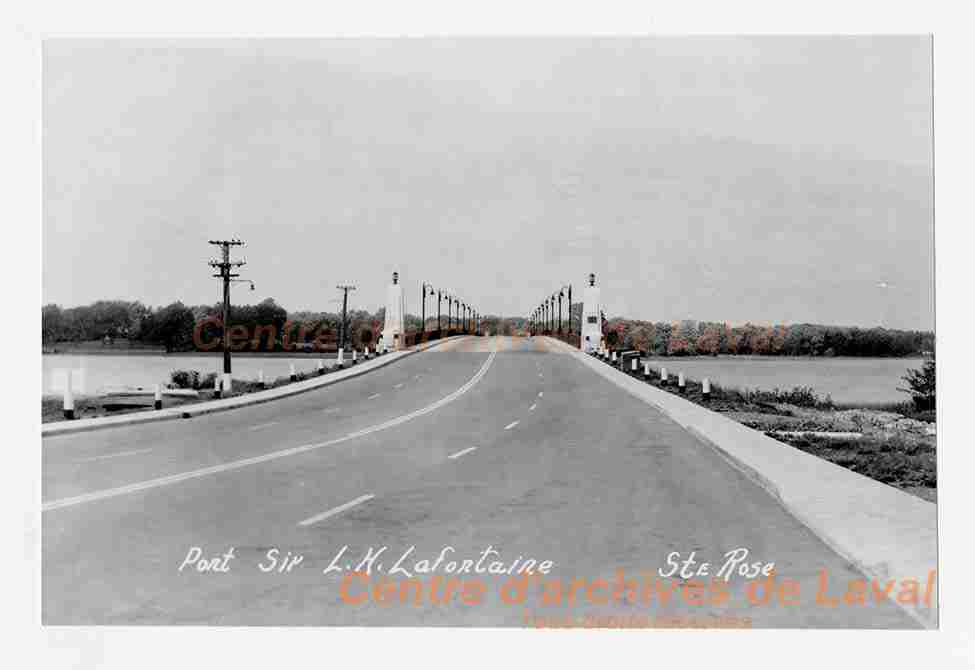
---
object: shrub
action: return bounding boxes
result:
[169,369,219,390]
[899,358,936,411]
[742,385,835,410]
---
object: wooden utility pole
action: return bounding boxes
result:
[336,284,356,351]
[208,239,246,384]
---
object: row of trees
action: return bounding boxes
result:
[41,300,934,357]
[602,319,934,358]
[42,298,490,353]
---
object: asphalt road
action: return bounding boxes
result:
[42,336,918,627]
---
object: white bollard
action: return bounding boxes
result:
[365,346,370,359]
[643,361,650,378]
[154,383,162,410]
[63,369,75,420]
[678,372,686,393]
[631,357,638,372]
[611,351,617,363]
[352,349,358,364]
[222,372,232,394]
[703,377,711,400]
[317,359,324,375]
[258,369,265,388]
[337,348,345,367]
[290,363,297,382]
[213,374,222,399]
[661,367,668,386]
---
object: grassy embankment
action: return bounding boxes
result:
[599,355,936,503]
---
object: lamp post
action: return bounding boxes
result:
[558,289,564,334]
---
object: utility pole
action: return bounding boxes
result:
[208,239,248,391]
[336,284,357,351]
[558,290,563,334]
[567,284,573,335]
[421,283,433,341]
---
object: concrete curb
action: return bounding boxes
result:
[553,340,938,629]
[43,336,469,437]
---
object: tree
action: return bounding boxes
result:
[141,302,195,352]
[899,358,936,411]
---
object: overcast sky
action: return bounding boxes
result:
[43,37,934,329]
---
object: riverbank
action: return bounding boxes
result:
[598,355,937,503]
[41,359,349,423]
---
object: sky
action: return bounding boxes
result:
[42,37,934,329]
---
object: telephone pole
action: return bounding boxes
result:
[336,284,357,351]
[208,239,248,390]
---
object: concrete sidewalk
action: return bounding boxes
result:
[42,337,467,437]
[552,339,938,629]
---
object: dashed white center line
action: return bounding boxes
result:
[448,447,477,460]
[298,494,375,527]
[394,383,404,389]
[529,404,537,411]
[77,448,153,463]
[367,393,381,400]
[323,407,339,413]
[538,392,544,398]
[248,421,280,431]
[504,420,520,430]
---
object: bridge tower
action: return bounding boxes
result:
[581,272,602,353]
[381,271,406,351]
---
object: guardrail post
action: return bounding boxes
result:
[63,370,75,420]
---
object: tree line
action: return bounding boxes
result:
[41,299,933,357]
[601,318,933,358]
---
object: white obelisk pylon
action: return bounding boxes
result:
[580,272,602,354]
[382,271,406,350]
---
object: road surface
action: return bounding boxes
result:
[42,336,918,627]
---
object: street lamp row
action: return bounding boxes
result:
[420,283,479,338]
[529,284,572,337]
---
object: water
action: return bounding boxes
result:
[643,355,926,405]
[42,354,337,396]
[45,351,926,405]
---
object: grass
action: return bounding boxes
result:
[771,433,936,502]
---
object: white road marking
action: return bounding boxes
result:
[394,383,404,389]
[367,393,381,400]
[538,392,544,398]
[248,421,280,431]
[448,447,477,460]
[77,448,153,463]
[529,404,537,411]
[323,407,340,413]
[298,494,375,527]
[504,420,520,430]
[43,349,498,512]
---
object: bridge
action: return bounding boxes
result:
[41,334,928,628]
